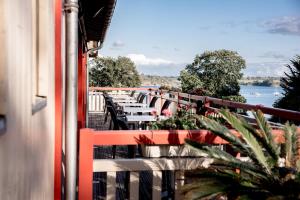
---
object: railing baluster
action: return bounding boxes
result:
[90,92,94,111]
[175,171,185,200]
[129,172,139,200]
[94,93,96,112]
[107,172,116,200]
[152,171,162,200]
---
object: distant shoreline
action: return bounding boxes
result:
[141,74,281,88]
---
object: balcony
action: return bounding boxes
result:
[78,87,298,200]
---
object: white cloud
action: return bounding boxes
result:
[262,16,300,36]
[112,40,125,48]
[259,51,287,60]
[126,54,174,66]
[243,62,288,77]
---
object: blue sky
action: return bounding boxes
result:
[100,0,300,76]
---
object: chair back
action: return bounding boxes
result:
[136,93,144,102]
[149,96,158,107]
[160,100,172,115]
[138,94,146,103]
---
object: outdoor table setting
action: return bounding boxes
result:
[110,95,135,100]
[111,96,135,101]
[111,99,138,103]
[122,107,156,115]
[117,102,148,107]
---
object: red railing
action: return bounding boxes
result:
[78,128,285,199]
[89,87,300,122]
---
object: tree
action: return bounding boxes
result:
[89,56,141,87]
[183,109,300,199]
[273,55,300,122]
[179,50,246,102]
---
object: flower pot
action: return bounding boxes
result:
[141,144,200,158]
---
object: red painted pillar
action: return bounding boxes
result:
[54,0,62,199]
[77,46,87,129]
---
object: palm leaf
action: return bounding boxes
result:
[194,115,252,157]
[219,109,272,174]
[239,114,278,167]
[185,139,270,182]
[252,110,279,156]
[284,122,298,167]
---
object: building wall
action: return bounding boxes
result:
[0,0,55,199]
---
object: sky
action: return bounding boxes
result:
[100,0,300,77]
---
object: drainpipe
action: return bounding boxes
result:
[64,0,79,199]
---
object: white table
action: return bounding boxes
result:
[112,99,138,103]
[126,115,157,122]
[123,107,156,114]
[112,96,135,101]
[118,103,148,107]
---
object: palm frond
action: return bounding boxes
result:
[252,110,279,157]
[240,113,278,167]
[219,109,272,174]
[194,115,252,156]
[284,122,298,167]
[185,139,269,181]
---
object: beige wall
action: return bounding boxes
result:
[0,0,55,199]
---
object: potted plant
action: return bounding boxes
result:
[183,109,300,200]
[142,109,205,157]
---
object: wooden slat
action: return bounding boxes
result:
[94,158,209,172]
[106,172,116,200]
[178,92,190,98]
[175,171,185,200]
[129,172,139,200]
[152,171,162,200]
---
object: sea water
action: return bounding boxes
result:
[240,85,283,107]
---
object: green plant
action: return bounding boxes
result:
[178,50,246,102]
[273,55,300,124]
[183,109,300,200]
[150,109,202,130]
[89,56,141,87]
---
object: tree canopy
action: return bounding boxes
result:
[179,50,246,102]
[273,55,300,123]
[89,56,141,87]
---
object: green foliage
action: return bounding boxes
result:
[184,109,300,200]
[179,50,246,102]
[89,56,141,87]
[159,85,182,92]
[252,80,273,86]
[150,109,204,130]
[221,95,246,103]
[179,70,203,94]
[273,55,300,124]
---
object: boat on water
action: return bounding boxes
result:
[250,92,261,96]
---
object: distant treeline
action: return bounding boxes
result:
[141,74,281,88]
[239,77,281,87]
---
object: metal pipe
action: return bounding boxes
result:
[64,0,79,199]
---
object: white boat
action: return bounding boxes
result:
[250,92,261,96]
[273,92,280,96]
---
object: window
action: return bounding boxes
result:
[31,0,47,114]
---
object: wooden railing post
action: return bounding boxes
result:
[78,129,94,200]
[177,92,181,110]
[202,97,210,116]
